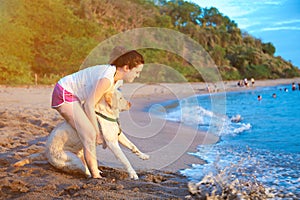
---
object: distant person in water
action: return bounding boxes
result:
[298,83,300,90]
[258,95,262,101]
[292,82,296,91]
[231,114,242,123]
[272,93,277,98]
[284,88,288,92]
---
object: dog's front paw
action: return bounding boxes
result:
[139,153,150,160]
[130,173,139,180]
[128,170,139,180]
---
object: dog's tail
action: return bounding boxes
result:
[13,152,46,167]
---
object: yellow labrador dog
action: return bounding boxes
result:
[14,81,149,180]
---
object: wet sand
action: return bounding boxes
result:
[0,78,299,199]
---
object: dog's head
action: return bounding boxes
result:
[96,80,131,117]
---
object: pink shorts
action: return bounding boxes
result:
[51,83,80,108]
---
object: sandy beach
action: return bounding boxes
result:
[0,78,299,199]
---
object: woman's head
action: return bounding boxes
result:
[110,47,144,82]
[110,47,144,69]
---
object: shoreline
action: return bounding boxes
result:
[0,77,299,199]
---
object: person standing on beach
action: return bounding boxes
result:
[251,78,255,87]
[244,78,249,87]
[51,47,144,178]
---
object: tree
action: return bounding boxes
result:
[160,0,202,27]
[0,1,34,84]
[201,7,222,27]
[262,42,276,56]
[210,45,226,66]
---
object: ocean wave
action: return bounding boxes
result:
[161,100,251,136]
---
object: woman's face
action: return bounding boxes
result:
[123,64,143,83]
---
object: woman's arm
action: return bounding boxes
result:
[80,78,111,178]
[84,78,112,135]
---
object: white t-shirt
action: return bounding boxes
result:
[58,65,116,101]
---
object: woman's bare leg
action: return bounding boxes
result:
[55,102,101,178]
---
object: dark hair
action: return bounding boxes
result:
[109,46,128,64]
[110,48,144,69]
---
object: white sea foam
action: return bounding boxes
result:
[162,99,251,136]
[181,142,300,198]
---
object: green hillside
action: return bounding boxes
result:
[0,0,299,85]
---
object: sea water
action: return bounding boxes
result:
[157,84,300,198]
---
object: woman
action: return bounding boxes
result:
[51,48,144,178]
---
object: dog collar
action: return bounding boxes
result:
[95,111,118,122]
[95,111,122,136]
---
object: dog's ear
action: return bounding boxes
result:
[114,80,123,90]
[104,92,113,108]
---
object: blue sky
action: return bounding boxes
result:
[190,0,300,68]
